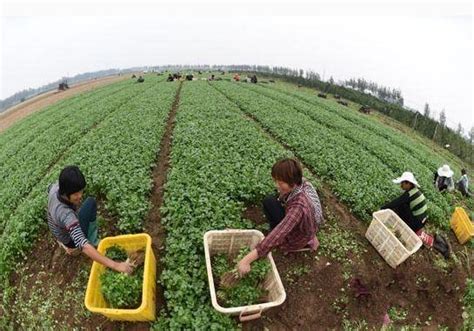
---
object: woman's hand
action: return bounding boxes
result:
[236,249,259,277]
[82,243,133,274]
[237,259,251,277]
[114,261,133,275]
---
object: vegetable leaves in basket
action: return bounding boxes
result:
[105,244,128,261]
[212,247,271,307]
[100,266,144,309]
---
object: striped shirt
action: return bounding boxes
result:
[255,180,322,258]
[408,187,427,221]
[47,183,88,249]
[382,187,428,224]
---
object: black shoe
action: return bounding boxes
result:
[433,234,450,259]
[442,234,452,257]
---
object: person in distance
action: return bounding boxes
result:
[433,164,455,192]
[457,168,470,197]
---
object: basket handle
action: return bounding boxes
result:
[239,308,262,322]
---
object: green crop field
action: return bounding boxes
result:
[0,73,472,330]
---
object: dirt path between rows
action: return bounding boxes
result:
[144,80,183,322]
[0,75,129,132]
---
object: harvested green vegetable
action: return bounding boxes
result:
[100,266,144,309]
[105,244,128,261]
[212,247,271,307]
[100,245,145,309]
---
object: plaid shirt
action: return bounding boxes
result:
[255,180,321,258]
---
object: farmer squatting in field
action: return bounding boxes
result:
[237,158,323,276]
[433,164,470,196]
[382,171,451,258]
[47,165,133,274]
[434,164,455,192]
[457,169,470,197]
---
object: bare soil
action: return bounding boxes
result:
[241,185,469,330]
[144,81,183,318]
[6,200,148,330]
[0,75,128,132]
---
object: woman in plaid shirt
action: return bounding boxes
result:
[237,158,323,276]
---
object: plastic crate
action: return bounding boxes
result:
[450,207,474,244]
[204,229,286,322]
[84,233,156,321]
[365,210,422,268]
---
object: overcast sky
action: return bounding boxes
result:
[0,1,472,131]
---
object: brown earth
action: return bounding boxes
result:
[240,185,470,331]
[7,182,467,330]
[6,200,148,330]
[144,80,183,319]
[0,74,130,132]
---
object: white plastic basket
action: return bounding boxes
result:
[203,229,286,321]
[365,209,422,268]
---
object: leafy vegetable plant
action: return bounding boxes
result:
[213,247,270,307]
[105,245,128,261]
[100,266,143,309]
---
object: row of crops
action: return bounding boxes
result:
[271,82,464,173]
[153,79,468,327]
[0,74,470,328]
[211,80,457,229]
[154,81,292,329]
[0,75,178,283]
[0,81,131,230]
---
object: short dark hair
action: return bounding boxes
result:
[461,168,467,175]
[59,165,86,197]
[271,158,303,186]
